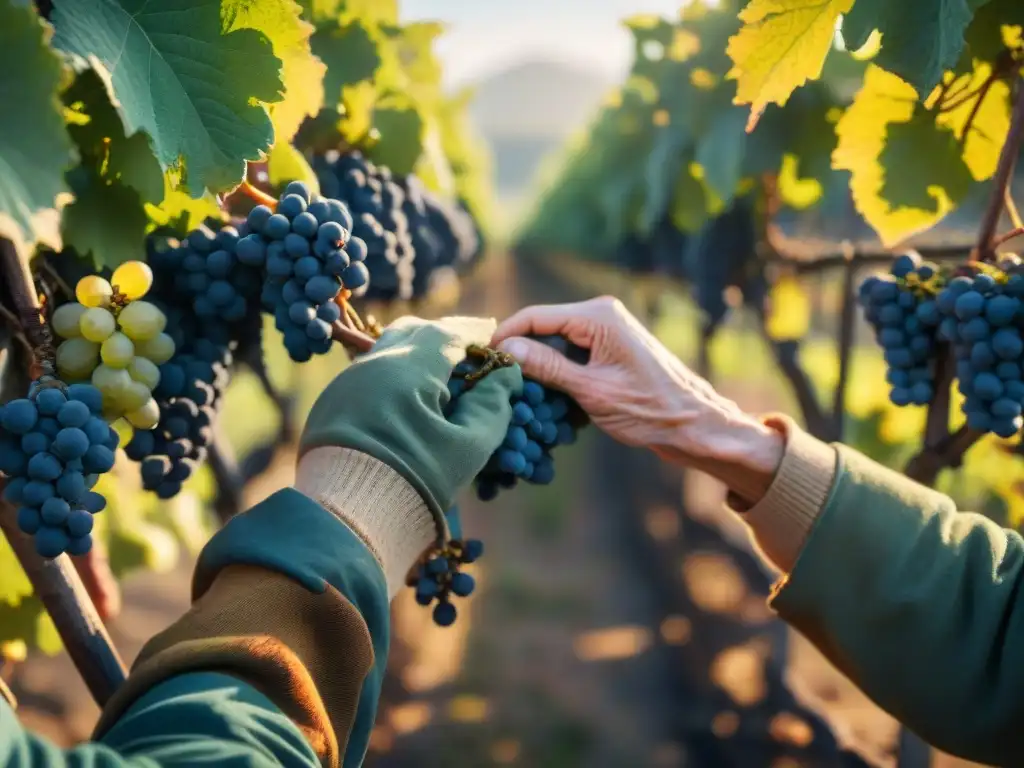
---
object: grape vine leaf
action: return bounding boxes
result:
[63,64,163,201]
[726,0,853,131]
[311,19,381,107]
[225,0,326,144]
[840,0,986,97]
[0,536,33,608]
[0,1,75,250]
[267,140,321,196]
[834,66,973,246]
[695,107,749,204]
[639,125,690,235]
[61,65,163,267]
[964,0,1024,62]
[146,172,224,235]
[368,99,424,175]
[51,0,285,194]
[935,63,1012,181]
[63,167,151,270]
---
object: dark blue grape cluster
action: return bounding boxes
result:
[315,152,417,302]
[124,322,231,498]
[936,255,1024,438]
[409,537,483,627]
[240,181,368,363]
[131,240,238,499]
[859,252,943,406]
[0,383,116,557]
[401,176,483,296]
[158,223,262,324]
[447,336,589,501]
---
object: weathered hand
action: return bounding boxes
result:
[493,297,783,484]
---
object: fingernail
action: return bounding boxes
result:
[500,339,529,362]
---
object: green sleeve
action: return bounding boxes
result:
[772,444,1024,765]
[2,671,318,766]
[91,488,391,768]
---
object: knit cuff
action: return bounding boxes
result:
[727,414,839,573]
[295,447,438,599]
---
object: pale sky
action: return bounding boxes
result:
[401,0,689,86]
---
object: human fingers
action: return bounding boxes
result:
[497,336,589,394]
[492,301,597,347]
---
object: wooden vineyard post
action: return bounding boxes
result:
[0,502,127,706]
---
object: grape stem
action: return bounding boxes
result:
[976,74,1024,261]
[331,320,375,354]
[237,180,279,210]
[0,238,54,378]
[992,225,1024,249]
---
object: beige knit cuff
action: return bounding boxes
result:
[294,447,438,599]
[728,414,839,573]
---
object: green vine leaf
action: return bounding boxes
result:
[834,65,973,246]
[267,141,320,195]
[368,98,424,175]
[225,0,326,144]
[311,18,381,108]
[61,65,162,267]
[0,2,75,250]
[51,0,285,194]
[63,167,150,270]
[639,125,690,235]
[841,0,989,97]
[695,107,749,204]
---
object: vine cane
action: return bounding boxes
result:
[0,240,128,707]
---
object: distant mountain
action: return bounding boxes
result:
[469,60,614,139]
[466,60,613,199]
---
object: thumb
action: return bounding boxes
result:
[497,336,587,393]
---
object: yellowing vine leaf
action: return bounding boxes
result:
[935,63,1012,181]
[765,275,811,340]
[726,0,853,131]
[225,0,326,144]
[833,65,972,246]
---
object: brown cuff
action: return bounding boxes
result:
[727,414,839,572]
[93,565,376,768]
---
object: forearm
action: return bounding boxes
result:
[93,451,435,768]
[673,414,1024,763]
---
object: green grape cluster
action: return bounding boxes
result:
[52,261,175,429]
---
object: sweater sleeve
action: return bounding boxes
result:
[89,448,436,768]
[768,442,1024,766]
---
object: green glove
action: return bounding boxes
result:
[300,316,523,517]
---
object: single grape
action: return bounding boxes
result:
[92,365,132,400]
[52,303,87,339]
[101,332,135,368]
[76,276,113,308]
[35,526,70,558]
[134,333,176,365]
[79,307,117,343]
[35,389,66,417]
[125,399,161,429]
[111,261,154,300]
[121,381,153,411]
[118,301,167,341]
[1,400,37,434]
